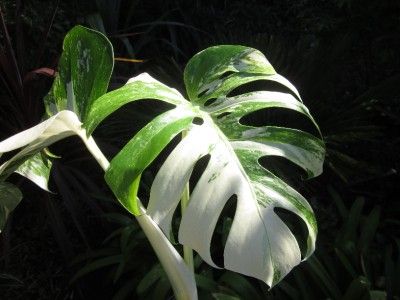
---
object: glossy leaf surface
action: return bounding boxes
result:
[15,152,53,192]
[103,45,325,287]
[44,25,113,122]
[0,111,84,188]
[1,25,114,191]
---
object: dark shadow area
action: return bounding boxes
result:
[274,207,308,259]
[227,80,299,99]
[240,107,321,138]
[210,194,238,267]
[258,155,308,185]
[188,154,211,194]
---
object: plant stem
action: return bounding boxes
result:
[181,130,194,272]
[81,134,110,170]
[80,133,198,300]
[136,204,197,300]
[181,181,194,272]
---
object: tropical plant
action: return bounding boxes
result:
[0,25,324,299]
[0,4,113,274]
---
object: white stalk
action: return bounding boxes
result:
[79,132,110,170]
[136,207,198,300]
[80,133,198,300]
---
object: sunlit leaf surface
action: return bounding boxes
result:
[44,25,113,123]
[0,25,114,192]
[0,111,83,188]
[15,152,53,192]
[102,45,325,286]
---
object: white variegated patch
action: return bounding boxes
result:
[15,153,53,192]
[136,205,197,300]
[103,46,324,291]
[147,118,316,287]
[0,111,87,190]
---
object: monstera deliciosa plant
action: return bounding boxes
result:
[0,26,325,299]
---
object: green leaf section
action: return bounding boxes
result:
[15,152,53,192]
[44,25,113,122]
[230,126,324,179]
[0,25,114,198]
[184,46,303,106]
[84,73,189,135]
[0,182,23,232]
[105,106,197,215]
[208,91,320,134]
[184,45,276,103]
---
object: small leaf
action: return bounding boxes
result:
[0,182,23,232]
[44,25,113,122]
[0,111,84,183]
[15,152,53,192]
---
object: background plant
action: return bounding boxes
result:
[0,4,118,298]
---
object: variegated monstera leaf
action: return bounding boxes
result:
[0,25,113,188]
[0,26,113,230]
[94,45,325,287]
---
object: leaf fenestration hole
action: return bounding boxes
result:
[258,156,308,182]
[240,107,320,137]
[204,98,217,107]
[189,154,211,193]
[192,117,204,125]
[216,112,231,119]
[96,99,176,149]
[227,80,299,99]
[198,89,208,98]
[273,207,308,259]
[210,194,238,267]
[170,195,182,244]
[140,133,183,206]
[218,71,235,79]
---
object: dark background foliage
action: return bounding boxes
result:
[0,0,399,299]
